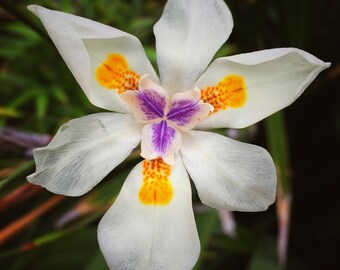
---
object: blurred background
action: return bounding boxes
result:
[0,0,339,269]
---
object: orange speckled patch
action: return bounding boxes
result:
[200,74,247,113]
[139,158,173,205]
[96,53,140,94]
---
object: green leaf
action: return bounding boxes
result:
[0,107,22,118]
[35,90,49,119]
[193,209,219,270]
[247,236,279,270]
[25,228,100,270]
[0,161,34,197]
[84,251,108,270]
[264,111,291,193]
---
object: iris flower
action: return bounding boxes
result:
[27,0,329,269]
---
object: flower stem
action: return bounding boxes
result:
[264,111,292,269]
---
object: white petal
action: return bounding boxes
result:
[154,0,233,93]
[28,5,157,112]
[196,48,330,128]
[27,113,141,196]
[181,130,276,211]
[98,156,200,270]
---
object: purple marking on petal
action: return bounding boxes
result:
[152,120,176,155]
[137,89,166,120]
[167,99,201,126]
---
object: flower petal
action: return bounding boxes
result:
[167,88,213,131]
[141,121,181,166]
[84,39,159,112]
[120,76,169,123]
[180,130,276,211]
[196,48,330,128]
[154,0,233,93]
[27,113,141,196]
[28,5,157,112]
[98,157,200,270]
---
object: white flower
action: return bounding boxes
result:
[27,1,330,269]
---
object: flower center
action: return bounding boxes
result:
[121,76,213,165]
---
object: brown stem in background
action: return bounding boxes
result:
[0,195,64,245]
[0,183,43,212]
[276,186,292,269]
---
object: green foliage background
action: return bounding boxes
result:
[0,0,339,269]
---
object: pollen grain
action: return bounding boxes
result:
[200,74,247,113]
[139,158,173,205]
[96,53,140,94]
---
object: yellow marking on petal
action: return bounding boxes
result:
[139,158,173,205]
[96,53,140,94]
[200,74,247,113]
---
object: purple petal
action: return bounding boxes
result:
[167,99,201,126]
[137,89,166,120]
[152,120,176,155]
